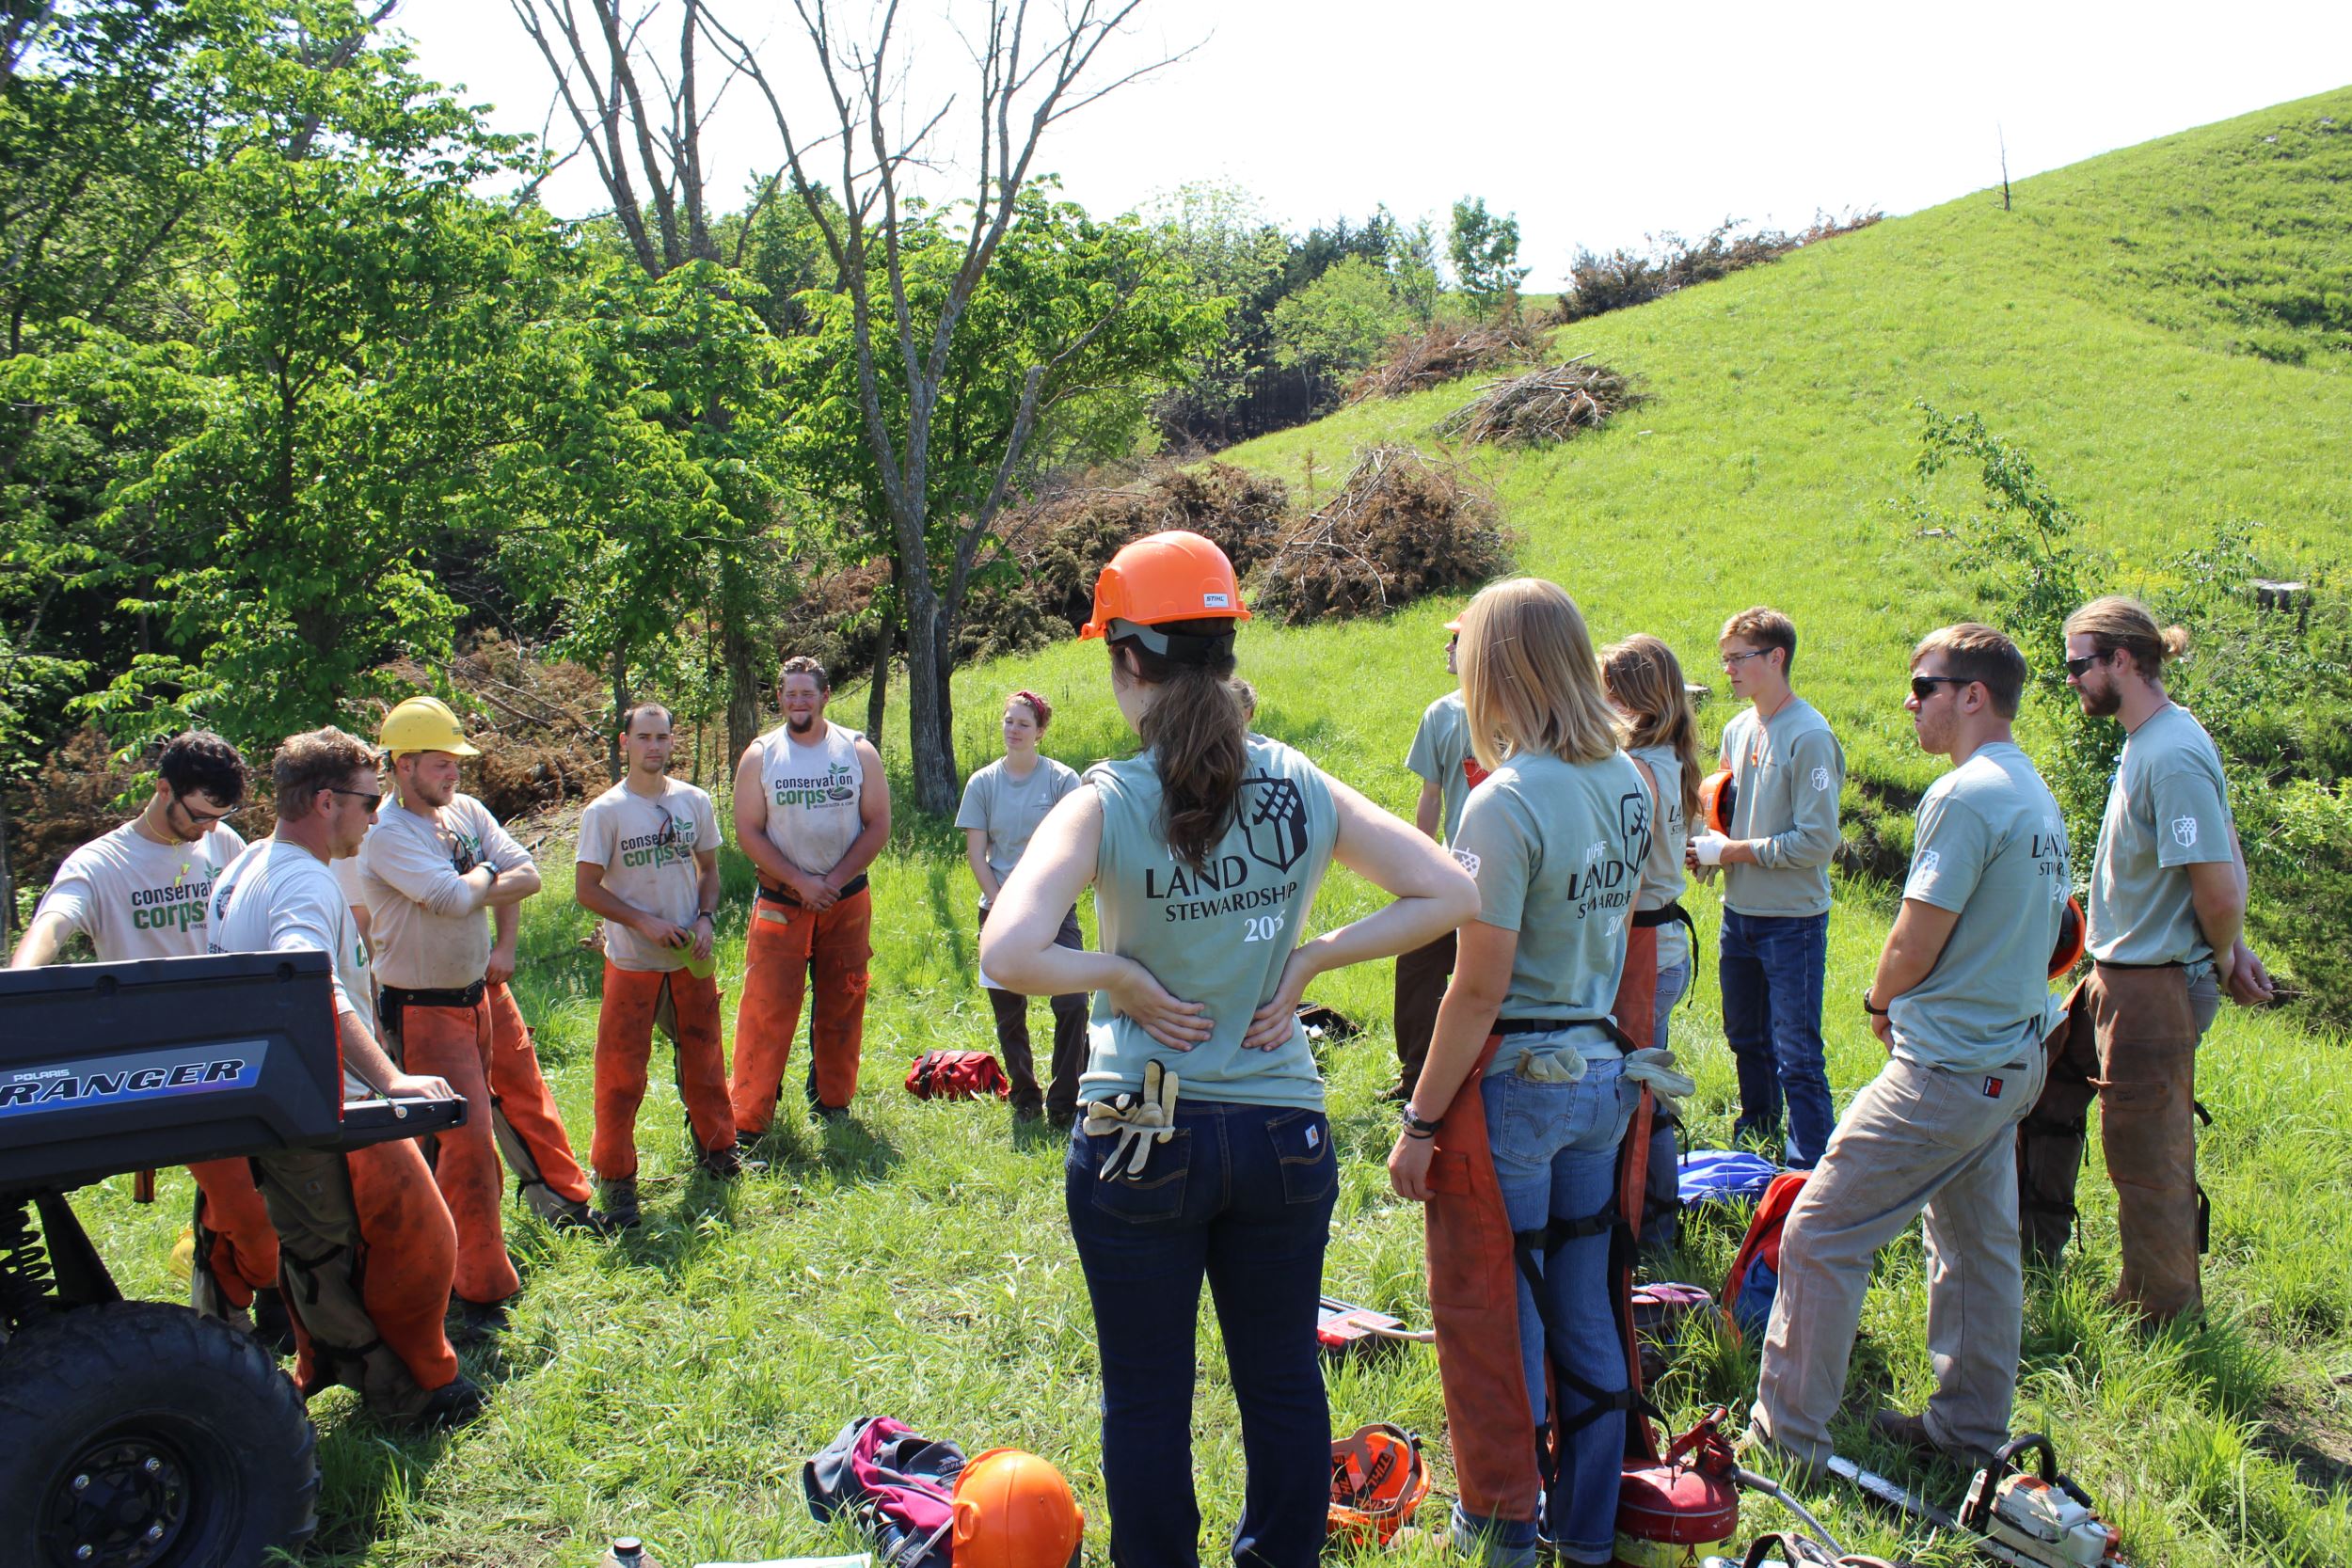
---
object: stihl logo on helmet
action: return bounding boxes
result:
[1079,530,1250,640]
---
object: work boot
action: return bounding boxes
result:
[448,1294,511,1345]
[251,1285,297,1358]
[547,1199,620,1238]
[598,1176,642,1230]
[415,1373,489,1432]
[698,1145,759,1180]
[1871,1408,1994,1472]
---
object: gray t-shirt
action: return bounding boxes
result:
[955,755,1082,889]
[1717,699,1844,918]
[209,839,373,1021]
[350,794,532,990]
[2088,704,2234,966]
[577,779,723,973]
[1627,744,1690,970]
[1453,748,1649,1072]
[34,819,246,961]
[1406,691,1485,846]
[1889,743,2071,1074]
[1080,735,1340,1110]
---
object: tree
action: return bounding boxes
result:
[1449,195,1527,310]
[702,0,1194,815]
[1267,254,1411,386]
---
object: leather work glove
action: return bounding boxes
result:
[1622,1047,1696,1115]
[1688,831,1730,867]
[1084,1058,1180,1180]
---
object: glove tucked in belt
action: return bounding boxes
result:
[1084,1059,1180,1180]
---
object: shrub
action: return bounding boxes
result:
[1347,313,1543,403]
[1433,356,1647,446]
[1248,445,1513,626]
[1552,210,1881,325]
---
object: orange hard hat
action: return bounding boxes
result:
[1698,768,1737,835]
[1079,530,1249,641]
[951,1448,1084,1568]
[2049,895,2087,980]
[1327,1423,1431,1548]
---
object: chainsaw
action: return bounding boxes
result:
[1828,1433,2132,1568]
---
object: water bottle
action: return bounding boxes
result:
[600,1540,660,1568]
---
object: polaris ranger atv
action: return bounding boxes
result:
[0,951,465,1568]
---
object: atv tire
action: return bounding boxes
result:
[0,1300,317,1568]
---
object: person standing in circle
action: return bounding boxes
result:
[983,531,1476,1568]
[730,656,891,1132]
[1601,635,1702,1248]
[958,689,1089,1126]
[1392,618,1485,1102]
[1387,578,1651,1568]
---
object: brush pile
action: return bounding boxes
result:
[1251,445,1512,626]
[1347,315,1544,403]
[1435,356,1647,447]
[375,633,608,818]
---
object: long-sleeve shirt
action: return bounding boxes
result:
[1718,698,1845,918]
[350,793,532,990]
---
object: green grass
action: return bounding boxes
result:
[56,87,2352,1566]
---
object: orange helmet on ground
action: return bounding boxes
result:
[2050,895,2087,980]
[951,1448,1084,1568]
[1327,1423,1431,1548]
[1080,531,1250,643]
[1698,768,1737,835]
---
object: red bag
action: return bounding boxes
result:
[1721,1171,1809,1342]
[904,1050,1009,1101]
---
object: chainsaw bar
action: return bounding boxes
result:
[1824,1455,2136,1568]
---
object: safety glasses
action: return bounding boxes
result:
[167,795,241,830]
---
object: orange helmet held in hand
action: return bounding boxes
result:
[1698,768,1737,835]
[2049,895,2088,980]
[951,1448,1084,1568]
[1079,530,1250,641]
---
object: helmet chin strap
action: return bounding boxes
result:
[1106,616,1234,667]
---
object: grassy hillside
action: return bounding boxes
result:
[60,89,2352,1567]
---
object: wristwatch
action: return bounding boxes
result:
[1861,988,1887,1017]
[695,910,716,923]
[1400,1103,1443,1135]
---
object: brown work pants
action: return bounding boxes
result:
[2017,962,2219,1324]
[388,983,592,1306]
[977,902,1089,1119]
[593,962,737,1180]
[731,886,873,1131]
[1392,927,1457,1096]
[187,1156,280,1317]
[253,1136,461,1422]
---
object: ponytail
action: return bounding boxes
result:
[1113,618,1247,871]
[2062,595,2189,680]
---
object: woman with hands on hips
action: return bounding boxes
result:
[1388,578,1652,1568]
[983,531,1475,1568]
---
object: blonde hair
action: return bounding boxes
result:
[1912,623,2027,717]
[2062,595,2189,680]
[1457,578,1621,771]
[1601,634,1702,825]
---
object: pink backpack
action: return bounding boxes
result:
[803,1416,966,1568]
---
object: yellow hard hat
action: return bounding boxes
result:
[379,695,480,758]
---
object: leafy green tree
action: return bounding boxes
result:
[1268,254,1414,384]
[1450,195,1528,310]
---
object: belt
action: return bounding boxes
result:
[380,979,486,1011]
[1631,899,1693,930]
[2092,958,2185,971]
[1491,1014,1636,1053]
[757,872,868,907]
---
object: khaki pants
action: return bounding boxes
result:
[1752,1048,2044,1465]
[2017,963,2220,1323]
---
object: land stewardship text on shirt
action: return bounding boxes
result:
[1889,742,2072,1075]
[956,754,1082,886]
[1080,736,1341,1111]
[1717,699,1845,918]
[578,779,723,972]
[1406,691,1486,846]
[35,819,246,961]
[2088,704,2236,967]
[1453,748,1650,1071]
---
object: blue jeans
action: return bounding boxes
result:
[1066,1100,1339,1568]
[1452,1060,1635,1568]
[1719,910,1835,1168]
[1652,958,1692,1053]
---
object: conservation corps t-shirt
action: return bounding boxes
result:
[1454,748,1648,1072]
[350,793,532,990]
[576,778,722,972]
[756,721,866,879]
[34,819,246,961]
[956,754,1082,888]
[1081,735,1340,1110]
[1889,742,2071,1074]
[2088,704,2235,967]
[1406,691,1486,846]
[209,839,373,1022]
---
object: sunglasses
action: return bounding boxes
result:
[2062,653,2106,678]
[168,795,241,829]
[326,786,382,813]
[1910,674,1972,702]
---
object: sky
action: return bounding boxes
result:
[393,1,2352,289]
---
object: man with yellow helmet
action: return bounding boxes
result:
[348,696,605,1334]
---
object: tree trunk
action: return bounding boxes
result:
[724,619,762,769]
[608,645,629,784]
[901,580,959,816]
[865,608,893,749]
[0,781,15,949]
